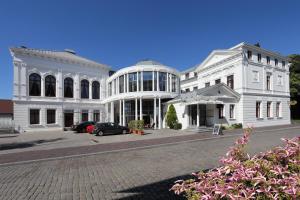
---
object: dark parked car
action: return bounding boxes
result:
[93,122,129,136]
[72,121,95,133]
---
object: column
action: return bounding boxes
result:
[110,102,114,122]
[57,70,63,99]
[152,71,155,91]
[20,63,27,99]
[122,99,125,126]
[135,98,138,120]
[157,71,159,91]
[170,74,172,92]
[166,73,169,92]
[141,71,143,91]
[139,97,143,120]
[158,98,161,129]
[137,72,139,91]
[154,98,157,129]
[88,109,93,121]
[197,104,200,127]
[126,74,129,92]
[89,80,92,99]
[119,100,122,125]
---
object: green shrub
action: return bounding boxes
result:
[174,122,182,130]
[232,123,242,129]
[136,120,144,131]
[166,104,178,129]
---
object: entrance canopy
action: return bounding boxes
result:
[168,83,240,105]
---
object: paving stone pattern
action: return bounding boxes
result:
[0,127,299,200]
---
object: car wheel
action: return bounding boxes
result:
[122,129,127,134]
[98,131,104,136]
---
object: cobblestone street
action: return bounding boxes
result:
[0,126,299,200]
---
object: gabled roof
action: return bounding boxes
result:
[10,47,111,70]
[168,83,240,104]
[194,49,241,72]
[0,99,13,114]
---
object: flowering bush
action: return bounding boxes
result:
[171,128,300,199]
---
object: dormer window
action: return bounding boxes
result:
[247,50,252,60]
[257,53,261,63]
[267,56,270,65]
[275,59,278,66]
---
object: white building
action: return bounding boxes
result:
[177,42,290,129]
[10,42,291,132]
[10,47,110,132]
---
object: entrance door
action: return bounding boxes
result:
[189,105,197,126]
[199,105,206,126]
[64,113,74,127]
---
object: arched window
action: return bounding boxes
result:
[64,77,73,98]
[81,79,89,99]
[29,73,41,96]
[45,75,56,97]
[92,81,100,99]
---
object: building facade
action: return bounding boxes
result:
[10,42,291,132]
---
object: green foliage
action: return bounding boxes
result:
[128,120,144,131]
[173,122,182,130]
[166,104,178,129]
[137,120,144,131]
[289,54,300,100]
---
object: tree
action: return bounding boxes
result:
[166,104,178,129]
[289,54,300,118]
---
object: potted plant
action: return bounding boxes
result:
[137,120,144,135]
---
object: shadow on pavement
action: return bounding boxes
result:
[0,138,65,150]
[115,174,194,200]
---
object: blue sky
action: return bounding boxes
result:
[1,0,300,99]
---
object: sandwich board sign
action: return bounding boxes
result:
[212,124,222,135]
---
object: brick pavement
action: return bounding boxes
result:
[0,126,299,200]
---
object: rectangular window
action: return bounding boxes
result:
[229,104,235,119]
[129,72,137,92]
[30,109,40,125]
[256,101,261,118]
[193,86,198,91]
[159,72,167,91]
[247,50,252,59]
[282,61,285,68]
[276,102,281,117]
[47,109,56,124]
[275,59,278,66]
[267,56,270,65]
[143,71,152,91]
[81,110,88,122]
[215,79,221,84]
[266,74,271,90]
[205,82,210,88]
[108,82,112,96]
[194,72,198,78]
[267,101,272,118]
[185,88,190,92]
[253,71,259,82]
[172,74,176,92]
[257,53,261,62]
[185,73,189,79]
[227,75,234,89]
[93,110,100,122]
[218,104,224,119]
[119,75,124,93]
